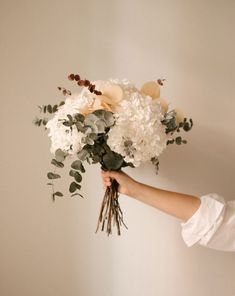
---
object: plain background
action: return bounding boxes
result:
[1,0,235,295]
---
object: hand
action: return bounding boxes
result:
[101,170,137,197]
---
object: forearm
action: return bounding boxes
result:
[130,181,201,222]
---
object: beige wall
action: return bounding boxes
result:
[1,0,235,295]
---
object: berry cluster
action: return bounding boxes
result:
[68,73,102,95]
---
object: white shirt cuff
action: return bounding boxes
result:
[181,193,225,247]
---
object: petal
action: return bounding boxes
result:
[140,81,160,99]
[155,97,168,113]
[102,85,123,104]
[174,107,184,124]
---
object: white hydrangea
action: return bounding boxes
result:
[46,92,94,155]
[107,86,169,167]
[46,79,169,164]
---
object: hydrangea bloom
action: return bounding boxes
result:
[46,92,93,155]
[107,83,169,166]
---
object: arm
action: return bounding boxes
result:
[101,170,201,222]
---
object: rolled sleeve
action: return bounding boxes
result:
[181,193,225,247]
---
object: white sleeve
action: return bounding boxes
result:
[181,193,235,251]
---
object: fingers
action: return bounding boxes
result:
[101,170,112,189]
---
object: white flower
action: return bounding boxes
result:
[46,92,94,155]
[46,79,170,163]
[107,87,169,167]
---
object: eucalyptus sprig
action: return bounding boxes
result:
[162,110,193,146]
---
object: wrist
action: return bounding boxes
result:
[128,180,143,198]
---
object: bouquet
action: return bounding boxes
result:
[34,74,193,235]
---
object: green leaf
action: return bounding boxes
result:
[47,183,53,185]
[77,149,89,162]
[175,136,182,145]
[69,182,81,193]
[74,171,82,183]
[82,137,94,145]
[53,191,63,197]
[55,149,66,162]
[47,172,61,179]
[92,155,101,164]
[71,160,85,172]
[51,159,64,168]
[47,105,53,113]
[74,113,85,122]
[63,121,72,127]
[102,152,123,170]
[69,169,76,177]
[43,105,47,113]
[52,105,58,113]
[67,114,73,122]
[75,121,84,132]
[71,193,84,198]
[42,119,48,125]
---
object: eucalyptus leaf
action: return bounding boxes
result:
[69,182,81,193]
[51,159,64,168]
[74,113,85,122]
[71,160,85,173]
[47,105,53,113]
[52,105,58,113]
[75,121,85,132]
[96,120,106,133]
[67,114,73,122]
[82,137,94,145]
[77,149,89,161]
[71,193,84,198]
[102,152,123,170]
[74,171,82,183]
[63,121,72,127]
[42,119,48,125]
[175,136,182,145]
[53,191,63,197]
[47,172,61,179]
[69,169,76,177]
[55,149,66,162]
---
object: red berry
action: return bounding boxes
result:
[68,74,75,80]
[74,74,80,81]
[77,80,85,86]
[84,79,90,87]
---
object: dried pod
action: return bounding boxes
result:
[74,74,80,81]
[68,74,75,81]
[77,80,85,86]
[84,79,90,87]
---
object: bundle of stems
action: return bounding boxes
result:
[96,178,128,235]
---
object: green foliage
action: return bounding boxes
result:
[38,101,65,114]
[55,149,66,162]
[102,151,124,171]
[69,182,81,193]
[161,110,178,133]
[71,192,84,198]
[53,191,63,197]
[71,160,85,172]
[51,159,64,168]
[33,117,48,127]
[47,172,61,179]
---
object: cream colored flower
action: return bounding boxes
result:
[140,81,160,99]
[174,108,185,124]
[140,81,169,114]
